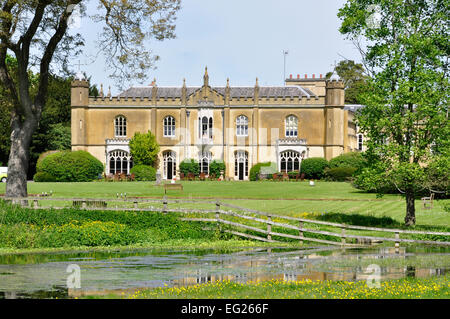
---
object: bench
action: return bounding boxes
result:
[73,200,107,209]
[421,193,435,209]
[164,183,183,194]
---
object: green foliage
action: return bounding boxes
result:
[423,155,450,196]
[301,158,329,179]
[130,165,156,181]
[338,0,449,225]
[288,171,300,179]
[324,167,357,182]
[33,172,57,183]
[0,59,73,175]
[209,160,225,177]
[36,151,104,182]
[46,124,71,151]
[353,160,395,194]
[129,131,160,166]
[249,162,277,181]
[0,201,214,249]
[329,152,366,170]
[326,60,368,104]
[179,159,200,176]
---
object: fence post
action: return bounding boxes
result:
[163,196,168,214]
[134,201,138,210]
[215,202,221,233]
[82,200,87,209]
[299,221,304,245]
[33,199,39,209]
[395,232,400,254]
[341,227,346,246]
[267,215,272,241]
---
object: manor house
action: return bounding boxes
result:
[71,68,362,180]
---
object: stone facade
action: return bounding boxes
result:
[71,68,362,180]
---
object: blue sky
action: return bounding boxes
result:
[76,0,362,94]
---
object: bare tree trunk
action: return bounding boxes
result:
[5,116,37,198]
[405,190,416,226]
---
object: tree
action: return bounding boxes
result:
[129,131,160,167]
[338,0,449,226]
[0,64,73,178]
[0,0,180,197]
[326,60,368,104]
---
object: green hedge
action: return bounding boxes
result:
[324,167,357,181]
[33,172,57,182]
[209,160,226,177]
[301,157,329,179]
[249,162,276,181]
[179,159,200,176]
[329,152,366,170]
[35,151,104,182]
[130,165,156,181]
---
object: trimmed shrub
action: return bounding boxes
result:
[130,165,156,181]
[301,157,329,179]
[249,162,277,181]
[36,150,59,169]
[36,151,104,182]
[288,171,300,180]
[129,131,160,166]
[33,172,57,183]
[209,160,226,177]
[324,167,357,181]
[329,152,366,170]
[179,159,200,176]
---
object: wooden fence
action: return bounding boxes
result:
[3,196,450,248]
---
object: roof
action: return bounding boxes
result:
[344,104,365,113]
[117,85,317,99]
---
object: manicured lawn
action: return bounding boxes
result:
[0,181,447,227]
[90,275,450,299]
[0,181,401,200]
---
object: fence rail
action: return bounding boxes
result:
[3,196,450,248]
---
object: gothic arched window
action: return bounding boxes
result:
[234,151,249,180]
[236,115,249,137]
[198,151,212,175]
[115,116,127,137]
[164,116,176,137]
[285,115,298,138]
[199,116,213,139]
[108,150,133,175]
[280,150,300,173]
[163,151,177,180]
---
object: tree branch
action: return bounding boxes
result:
[34,0,82,115]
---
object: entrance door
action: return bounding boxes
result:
[167,159,173,180]
[239,162,244,181]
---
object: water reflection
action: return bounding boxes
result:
[0,246,448,299]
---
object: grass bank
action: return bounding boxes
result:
[0,201,241,251]
[88,275,450,299]
[1,181,447,227]
[0,239,294,257]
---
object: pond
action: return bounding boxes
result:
[0,245,448,299]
